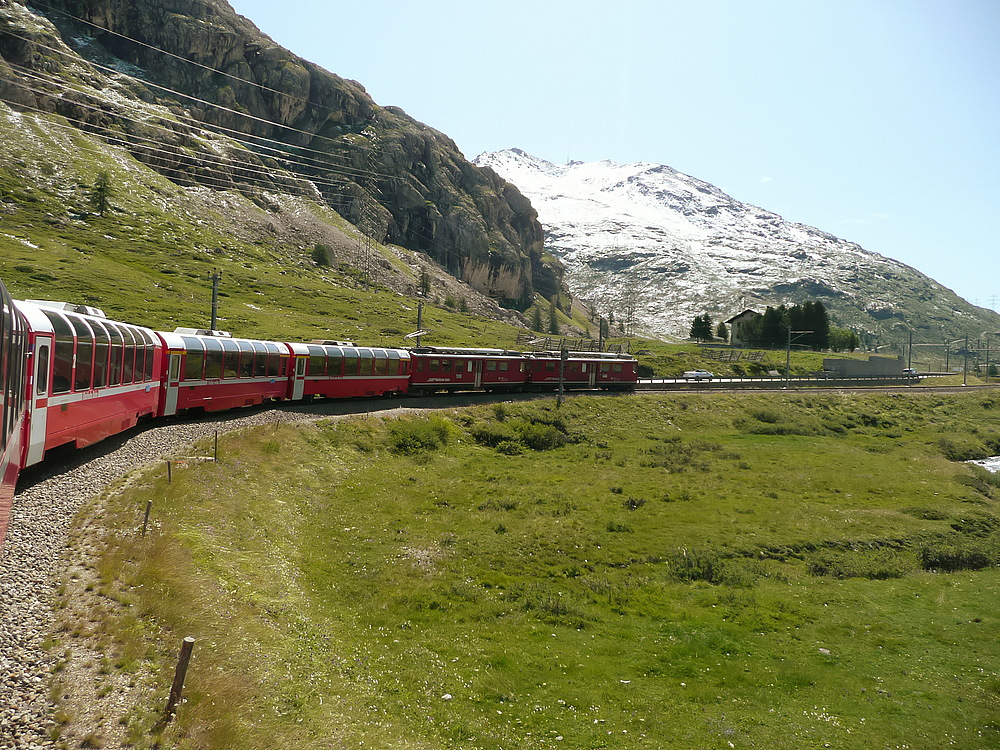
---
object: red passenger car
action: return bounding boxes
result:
[0,282,27,545]
[16,300,162,467]
[408,347,529,394]
[286,342,410,399]
[526,351,637,391]
[156,330,291,415]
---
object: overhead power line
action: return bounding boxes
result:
[0,28,398,185]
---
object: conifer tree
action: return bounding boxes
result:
[89,171,114,216]
[689,314,714,342]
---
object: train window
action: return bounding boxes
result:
[181,336,205,380]
[142,331,155,381]
[203,338,224,379]
[221,338,239,379]
[499,361,509,372]
[91,320,110,388]
[308,345,326,376]
[600,363,610,373]
[250,342,266,377]
[359,350,374,376]
[441,359,452,372]
[386,350,400,376]
[168,354,181,382]
[120,326,137,384]
[374,352,387,376]
[429,359,439,372]
[325,348,343,377]
[41,310,74,394]
[613,364,622,373]
[546,361,556,371]
[264,343,282,377]
[486,361,497,371]
[237,341,255,378]
[35,343,49,395]
[107,324,124,387]
[68,318,94,391]
[342,348,358,375]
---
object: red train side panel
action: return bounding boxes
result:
[527,352,637,390]
[408,348,528,394]
[16,301,163,467]
[0,284,27,546]
[156,331,291,415]
[287,343,410,399]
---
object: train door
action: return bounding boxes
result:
[292,356,306,400]
[163,352,181,416]
[587,362,597,387]
[473,359,483,389]
[25,336,51,466]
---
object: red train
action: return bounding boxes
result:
[0,295,637,545]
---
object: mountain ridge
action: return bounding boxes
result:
[474,148,999,343]
[0,0,559,308]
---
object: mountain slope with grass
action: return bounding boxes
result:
[58,392,1000,748]
[0,0,560,329]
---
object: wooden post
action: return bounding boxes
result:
[164,637,195,721]
[167,460,172,483]
[214,430,219,462]
[141,499,153,537]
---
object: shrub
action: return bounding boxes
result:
[807,549,909,580]
[387,416,451,454]
[470,421,519,448]
[918,542,995,572]
[937,435,988,461]
[665,548,733,585]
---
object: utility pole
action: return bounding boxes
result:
[557,347,568,408]
[416,302,423,347]
[964,334,969,386]
[210,269,222,331]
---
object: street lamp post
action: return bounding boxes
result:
[785,328,813,389]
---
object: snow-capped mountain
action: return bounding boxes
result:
[474,149,997,342]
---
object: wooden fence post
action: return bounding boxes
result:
[164,637,196,721]
[141,499,153,537]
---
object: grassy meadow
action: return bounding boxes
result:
[57,390,1000,749]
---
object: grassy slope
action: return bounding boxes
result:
[68,391,1000,749]
[0,107,524,348]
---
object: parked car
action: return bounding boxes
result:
[902,368,920,378]
[682,370,714,381]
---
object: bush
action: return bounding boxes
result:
[807,549,909,580]
[918,542,995,572]
[937,435,988,461]
[387,416,451,454]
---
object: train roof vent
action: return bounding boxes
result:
[24,300,107,318]
[174,327,233,338]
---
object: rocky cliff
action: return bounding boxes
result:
[0,0,557,307]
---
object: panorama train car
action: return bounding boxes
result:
[526,351,637,391]
[156,329,291,416]
[408,347,529,395]
[16,300,162,468]
[287,341,411,400]
[0,282,28,545]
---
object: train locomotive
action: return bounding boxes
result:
[0,295,637,545]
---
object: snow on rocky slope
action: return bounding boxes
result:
[474,149,991,342]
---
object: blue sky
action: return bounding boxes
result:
[226,0,1000,314]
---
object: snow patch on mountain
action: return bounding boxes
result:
[474,149,953,340]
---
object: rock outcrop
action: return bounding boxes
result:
[0,0,556,307]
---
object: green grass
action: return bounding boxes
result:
[65,391,1000,749]
[0,106,522,348]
